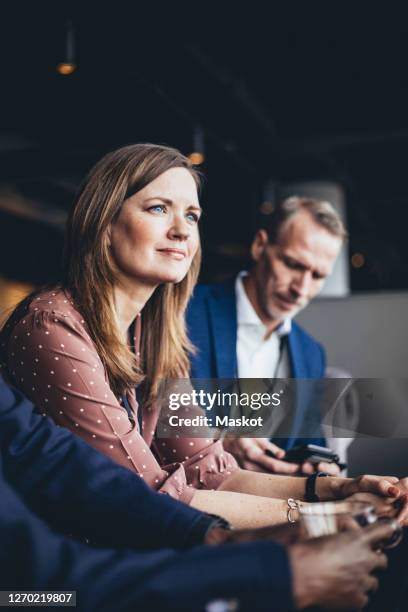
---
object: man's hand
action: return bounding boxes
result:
[208,519,397,610]
[223,437,342,475]
[288,521,395,610]
[301,460,341,476]
[222,437,300,474]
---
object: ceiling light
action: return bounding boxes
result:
[351,252,365,268]
[56,20,76,76]
[188,126,205,165]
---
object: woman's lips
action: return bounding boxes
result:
[157,248,187,260]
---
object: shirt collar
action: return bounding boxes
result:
[235,271,292,337]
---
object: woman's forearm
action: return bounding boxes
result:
[189,489,289,529]
[217,469,307,500]
[188,470,355,530]
[217,468,352,502]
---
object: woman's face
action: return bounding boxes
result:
[109,167,201,287]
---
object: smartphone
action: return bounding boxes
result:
[266,444,347,469]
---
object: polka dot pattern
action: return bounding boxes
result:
[0,287,238,503]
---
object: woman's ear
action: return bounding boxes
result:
[250,229,269,262]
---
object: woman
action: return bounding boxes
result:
[1,144,405,528]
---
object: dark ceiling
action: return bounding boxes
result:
[1,6,408,290]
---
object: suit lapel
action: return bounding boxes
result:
[287,326,309,378]
[287,326,306,442]
[287,325,322,442]
[208,282,238,379]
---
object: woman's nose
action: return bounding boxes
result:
[168,215,190,240]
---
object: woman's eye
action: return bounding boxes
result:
[148,205,166,214]
[186,212,199,223]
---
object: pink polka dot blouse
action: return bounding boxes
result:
[0,288,238,504]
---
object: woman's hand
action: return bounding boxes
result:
[334,474,402,501]
[347,491,408,526]
[394,476,408,496]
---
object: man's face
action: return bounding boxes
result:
[249,209,342,323]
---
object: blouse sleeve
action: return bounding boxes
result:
[5,308,195,504]
[150,380,239,491]
[154,438,239,491]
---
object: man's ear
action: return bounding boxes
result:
[250,229,269,262]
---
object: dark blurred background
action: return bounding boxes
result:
[0,5,408,475]
[1,5,408,291]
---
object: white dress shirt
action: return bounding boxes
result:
[235,272,292,379]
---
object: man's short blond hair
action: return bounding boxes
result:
[263,196,348,244]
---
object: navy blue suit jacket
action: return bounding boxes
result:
[186,280,326,449]
[0,379,293,611]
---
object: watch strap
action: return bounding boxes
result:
[305,472,329,502]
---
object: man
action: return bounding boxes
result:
[187,196,346,474]
[0,377,402,611]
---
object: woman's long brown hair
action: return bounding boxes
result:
[63,143,202,406]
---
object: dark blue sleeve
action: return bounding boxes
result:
[0,379,212,549]
[0,469,293,611]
